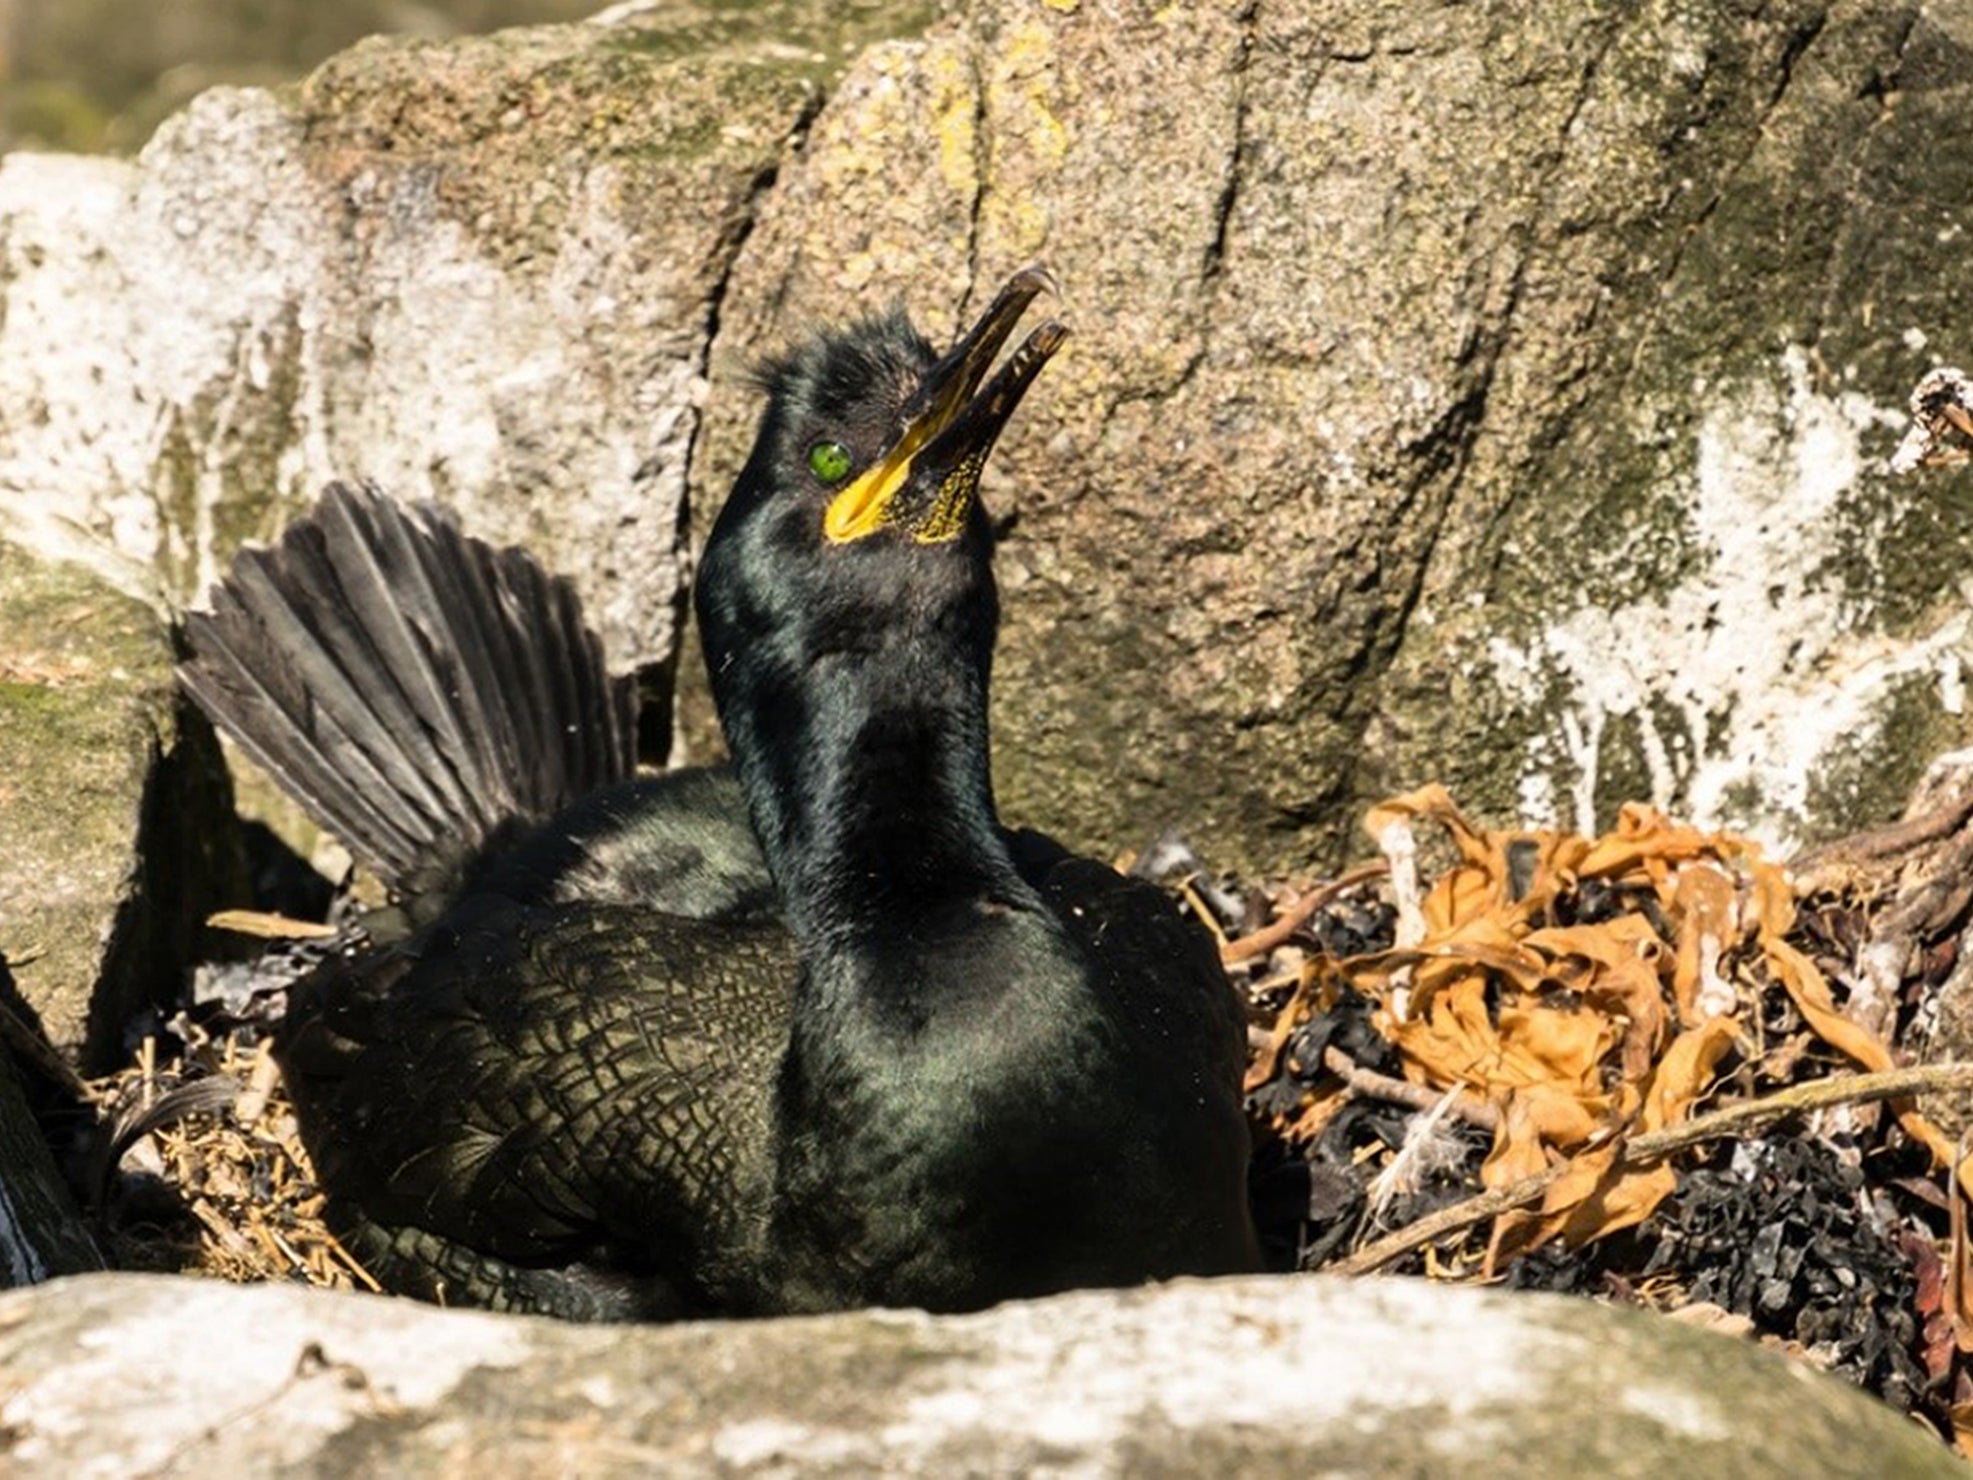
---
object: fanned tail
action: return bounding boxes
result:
[178,482,637,898]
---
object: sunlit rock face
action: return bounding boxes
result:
[3,2,1971,875]
[687,2,1973,866]
[0,1273,1959,1476]
[0,5,925,682]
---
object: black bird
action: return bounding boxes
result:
[178,267,1260,1320]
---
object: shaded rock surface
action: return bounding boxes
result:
[0,1272,1955,1476]
[2,0,1970,882]
[0,543,241,1070]
[0,1042,100,1286]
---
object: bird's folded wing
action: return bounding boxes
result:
[280,901,795,1272]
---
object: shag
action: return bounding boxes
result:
[179,267,1259,1320]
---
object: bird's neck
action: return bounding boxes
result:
[727,628,1032,950]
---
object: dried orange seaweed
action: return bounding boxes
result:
[1256,785,1965,1265]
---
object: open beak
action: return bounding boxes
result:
[823,265,1068,545]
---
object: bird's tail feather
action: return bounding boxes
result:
[178,482,636,898]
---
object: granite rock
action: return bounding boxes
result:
[0,1271,1954,1476]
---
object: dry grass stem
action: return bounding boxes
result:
[1336,1062,1973,1276]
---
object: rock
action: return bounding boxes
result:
[6,2,1971,879]
[686,0,1973,869]
[0,2,927,729]
[0,1042,101,1286]
[0,543,242,1070]
[0,1272,1952,1475]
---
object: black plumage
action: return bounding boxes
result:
[179,266,1259,1320]
[179,489,637,904]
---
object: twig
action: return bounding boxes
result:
[1333,1061,1973,1276]
[1321,1047,1500,1133]
[234,1042,282,1126]
[1881,822,1973,940]
[319,1226,384,1293]
[1179,879,1229,947]
[1221,862,1389,965]
[1791,784,1973,874]
[207,908,338,941]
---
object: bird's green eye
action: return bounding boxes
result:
[807,441,853,484]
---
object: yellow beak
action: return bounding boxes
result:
[823,265,1066,545]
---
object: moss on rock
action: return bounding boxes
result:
[0,544,243,1070]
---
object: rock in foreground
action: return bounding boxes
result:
[0,1273,1952,1475]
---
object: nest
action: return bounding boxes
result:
[85,1022,373,1292]
[1202,770,1973,1453]
[78,759,1973,1456]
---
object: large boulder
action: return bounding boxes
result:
[0,1272,1954,1474]
[0,2,927,729]
[4,1,1970,880]
[688,0,1973,869]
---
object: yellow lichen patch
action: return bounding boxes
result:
[990,19,1073,171]
[991,198,1055,263]
[926,47,978,199]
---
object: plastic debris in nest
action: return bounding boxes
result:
[1241,784,1972,1276]
[1891,367,1973,473]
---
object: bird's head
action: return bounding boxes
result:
[697,265,1066,693]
